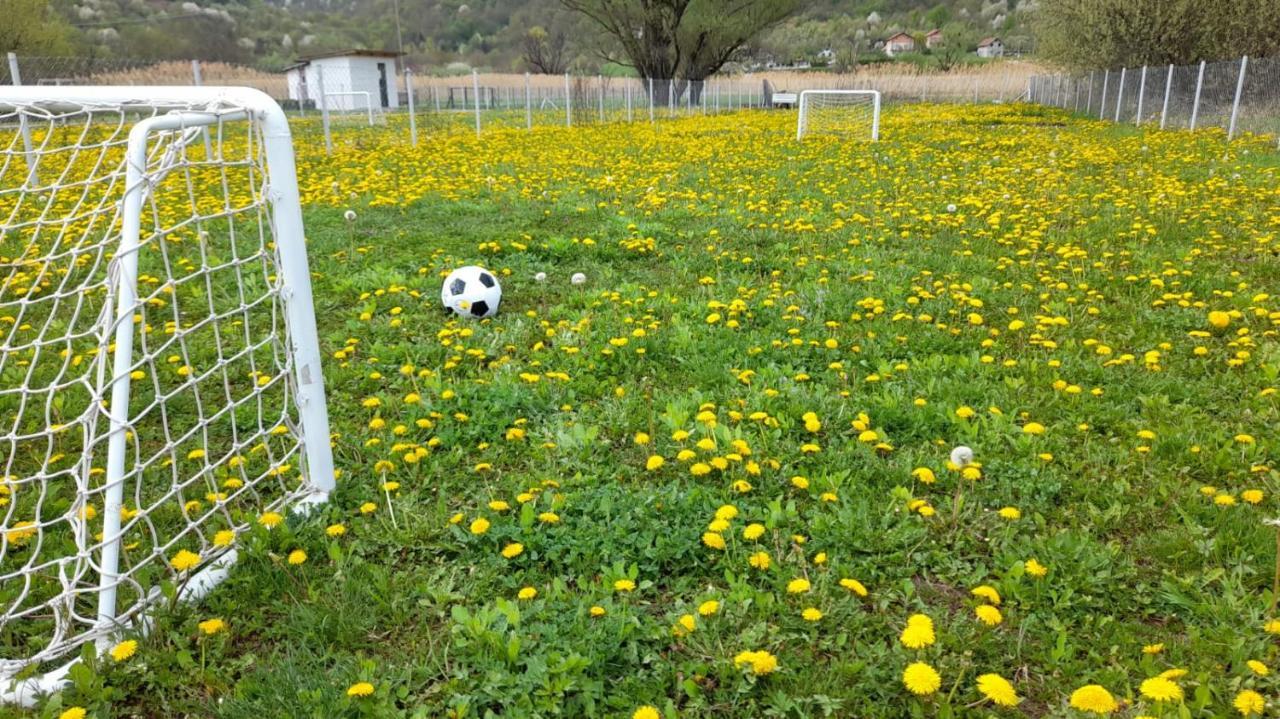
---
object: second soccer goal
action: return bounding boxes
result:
[796,90,882,141]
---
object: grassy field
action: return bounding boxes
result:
[11,103,1280,718]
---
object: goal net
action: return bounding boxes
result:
[0,87,334,702]
[796,90,882,141]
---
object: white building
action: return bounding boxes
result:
[285,50,401,112]
[976,37,1004,58]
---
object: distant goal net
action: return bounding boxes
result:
[796,90,882,141]
[0,87,334,703]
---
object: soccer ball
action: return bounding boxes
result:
[440,265,501,319]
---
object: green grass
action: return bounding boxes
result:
[10,103,1280,718]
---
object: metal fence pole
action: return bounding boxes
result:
[8,52,38,189]
[649,77,655,123]
[1086,71,1094,114]
[1228,55,1248,140]
[525,72,532,130]
[598,74,605,122]
[669,78,675,117]
[472,70,482,137]
[1113,67,1126,122]
[565,72,572,127]
[190,59,214,157]
[406,67,418,146]
[1135,65,1147,125]
[1190,60,1206,130]
[318,65,332,156]
[626,80,633,122]
[1162,63,1172,127]
[433,84,440,113]
[1099,70,1109,119]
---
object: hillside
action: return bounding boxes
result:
[40,0,1036,71]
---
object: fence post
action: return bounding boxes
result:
[1190,60,1206,130]
[1099,70,1109,119]
[626,79,633,122]
[1113,67,1125,122]
[8,52,38,189]
[189,59,215,157]
[1228,55,1248,140]
[1135,65,1147,125]
[433,84,440,113]
[406,67,418,146]
[522,72,532,129]
[1160,64,1173,129]
[669,78,676,117]
[471,69,482,137]
[1086,71,1094,114]
[649,77,655,123]
[565,72,572,127]
[598,74,604,122]
[317,65,332,156]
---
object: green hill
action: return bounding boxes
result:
[37,0,1035,71]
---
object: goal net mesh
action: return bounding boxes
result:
[796,91,881,141]
[1,96,317,678]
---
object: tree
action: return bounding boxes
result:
[1035,0,1280,69]
[560,0,801,104]
[678,0,801,101]
[522,26,570,74]
[0,0,71,55]
[933,23,978,71]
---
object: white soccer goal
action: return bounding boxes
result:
[0,86,335,704]
[796,90,882,141]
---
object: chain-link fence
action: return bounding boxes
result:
[1029,54,1280,143]
[5,52,1046,153]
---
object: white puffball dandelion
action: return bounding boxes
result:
[950,445,974,467]
[946,203,957,213]
[571,272,587,285]
[534,272,547,282]
[343,210,357,222]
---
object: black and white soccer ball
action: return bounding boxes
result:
[440,265,501,319]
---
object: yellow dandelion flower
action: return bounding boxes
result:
[902,662,941,696]
[346,681,374,697]
[109,639,137,662]
[976,673,1019,707]
[1069,685,1118,714]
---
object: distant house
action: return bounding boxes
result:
[925,29,943,49]
[883,32,916,57]
[976,37,1004,58]
[817,48,836,63]
[285,49,401,112]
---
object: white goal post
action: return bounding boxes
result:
[0,86,335,704]
[796,90,882,141]
[322,90,381,126]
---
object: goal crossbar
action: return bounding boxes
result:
[796,89,882,141]
[0,86,335,704]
